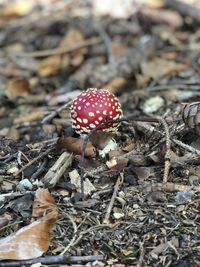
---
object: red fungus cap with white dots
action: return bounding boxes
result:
[70,88,123,135]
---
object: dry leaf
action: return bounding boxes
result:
[38,55,62,77]
[69,169,96,195]
[105,77,127,95]
[57,137,96,158]
[0,189,58,260]
[59,29,87,67]
[32,189,57,218]
[132,166,155,181]
[140,57,187,81]
[6,79,31,100]
[13,111,45,124]
[139,7,183,29]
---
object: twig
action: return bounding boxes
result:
[80,138,89,200]
[139,182,200,193]
[94,22,115,64]
[156,116,171,183]
[13,147,54,177]
[136,242,145,267]
[0,255,104,267]
[31,156,48,180]
[103,175,122,224]
[61,214,78,255]
[14,37,102,58]
[42,152,73,187]
[42,100,73,124]
[172,138,200,156]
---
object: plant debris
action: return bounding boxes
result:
[0,0,200,266]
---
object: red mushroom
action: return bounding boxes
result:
[70,88,123,136]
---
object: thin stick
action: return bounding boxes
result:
[95,22,115,64]
[0,255,104,267]
[14,37,102,58]
[60,214,78,255]
[136,242,145,267]
[13,147,53,177]
[103,175,122,224]
[172,138,200,156]
[80,138,89,200]
[42,100,73,124]
[156,116,171,183]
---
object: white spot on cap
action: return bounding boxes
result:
[99,116,103,121]
[83,118,88,124]
[95,121,99,125]
[86,102,90,106]
[96,110,100,114]
[82,127,89,132]
[109,111,113,115]
[77,117,82,123]
[103,110,107,115]
[78,106,81,110]
[108,103,111,107]
[99,104,103,107]
[89,112,95,117]
[76,125,81,129]
[89,123,96,128]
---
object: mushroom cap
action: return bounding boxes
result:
[70,88,123,135]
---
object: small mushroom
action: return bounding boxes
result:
[70,88,123,136]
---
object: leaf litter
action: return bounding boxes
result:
[0,0,200,266]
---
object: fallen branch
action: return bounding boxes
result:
[0,255,104,267]
[14,37,102,58]
[42,152,73,187]
[103,175,122,224]
[14,147,54,177]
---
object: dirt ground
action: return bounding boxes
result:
[0,0,200,266]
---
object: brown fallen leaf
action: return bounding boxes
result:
[32,189,57,218]
[13,111,45,124]
[139,57,188,83]
[139,7,183,29]
[38,55,62,77]
[59,28,87,68]
[6,79,31,100]
[57,137,96,158]
[0,189,58,260]
[105,77,128,95]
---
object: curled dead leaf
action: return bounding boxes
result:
[0,189,58,260]
[13,111,45,124]
[38,55,62,77]
[6,79,31,100]
[57,137,96,158]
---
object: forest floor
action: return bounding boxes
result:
[0,0,200,266]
